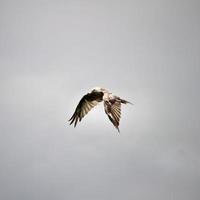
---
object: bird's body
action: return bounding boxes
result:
[69,87,132,132]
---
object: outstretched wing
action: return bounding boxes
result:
[69,91,103,127]
[104,98,121,132]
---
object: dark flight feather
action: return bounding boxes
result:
[104,99,121,132]
[69,91,103,127]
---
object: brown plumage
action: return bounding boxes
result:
[69,87,132,131]
[69,91,103,127]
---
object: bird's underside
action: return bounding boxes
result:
[69,87,132,132]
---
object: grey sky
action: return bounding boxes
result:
[0,0,200,199]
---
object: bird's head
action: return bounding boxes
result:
[90,87,108,93]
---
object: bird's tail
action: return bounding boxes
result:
[120,99,133,105]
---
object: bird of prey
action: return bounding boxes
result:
[69,87,132,132]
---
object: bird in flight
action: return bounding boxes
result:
[69,87,132,132]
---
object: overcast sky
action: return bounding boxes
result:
[0,0,200,200]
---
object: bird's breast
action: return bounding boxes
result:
[103,92,113,101]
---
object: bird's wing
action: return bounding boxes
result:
[104,98,121,132]
[69,91,103,127]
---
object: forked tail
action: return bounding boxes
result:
[120,99,133,105]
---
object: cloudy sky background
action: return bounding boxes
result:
[0,0,200,199]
